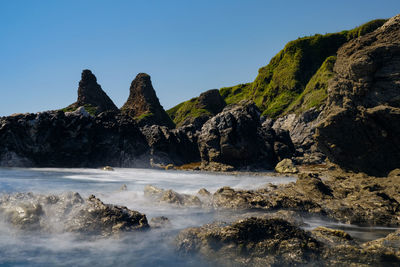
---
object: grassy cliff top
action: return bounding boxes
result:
[168,19,387,124]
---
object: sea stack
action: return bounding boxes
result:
[121,73,175,128]
[66,69,118,114]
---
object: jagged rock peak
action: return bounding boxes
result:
[121,73,174,128]
[76,69,118,113]
[64,69,118,115]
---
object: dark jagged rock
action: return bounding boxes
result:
[66,70,118,114]
[0,110,150,167]
[316,15,400,176]
[121,73,174,128]
[198,101,276,170]
[140,124,200,166]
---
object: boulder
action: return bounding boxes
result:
[121,73,174,128]
[316,15,400,176]
[198,101,275,170]
[143,185,202,207]
[176,217,323,266]
[275,158,298,174]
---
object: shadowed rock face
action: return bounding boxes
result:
[0,111,150,168]
[316,14,400,176]
[68,70,118,114]
[121,73,174,128]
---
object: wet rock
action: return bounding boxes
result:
[362,229,400,258]
[197,188,211,197]
[198,101,275,170]
[150,216,171,228]
[66,69,118,114]
[316,15,400,176]
[121,73,174,128]
[102,166,114,171]
[176,217,323,266]
[0,192,149,236]
[66,195,149,236]
[144,185,202,207]
[311,226,355,247]
[275,158,298,174]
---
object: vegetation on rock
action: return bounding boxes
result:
[168,19,386,122]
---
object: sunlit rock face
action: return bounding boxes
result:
[0,192,149,236]
[316,15,400,176]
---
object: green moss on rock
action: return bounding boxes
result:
[219,19,386,118]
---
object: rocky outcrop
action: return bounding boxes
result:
[179,89,226,128]
[176,216,400,266]
[144,185,202,207]
[66,194,149,236]
[140,124,200,166]
[0,111,150,167]
[0,192,149,236]
[198,101,276,170]
[272,107,326,164]
[176,217,323,266]
[167,89,226,129]
[66,69,118,114]
[316,15,400,176]
[210,171,400,226]
[121,73,174,128]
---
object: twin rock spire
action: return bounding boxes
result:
[67,70,174,128]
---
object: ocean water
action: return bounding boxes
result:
[0,168,395,266]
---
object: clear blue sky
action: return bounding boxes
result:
[0,0,398,116]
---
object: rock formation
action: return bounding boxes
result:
[168,89,226,128]
[121,73,174,128]
[197,100,294,170]
[66,69,118,114]
[0,192,149,236]
[0,110,150,167]
[176,216,400,266]
[316,15,400,176]
[140,124,200,166]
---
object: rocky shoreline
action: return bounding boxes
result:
[0,13,399,267]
